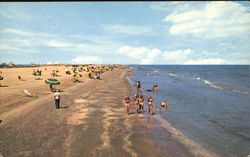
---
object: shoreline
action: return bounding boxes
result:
[127,65,221,157]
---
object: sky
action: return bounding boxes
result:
[0,1,250,65]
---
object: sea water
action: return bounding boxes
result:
[129,65,250,157]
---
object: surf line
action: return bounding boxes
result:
[153,115,220,157]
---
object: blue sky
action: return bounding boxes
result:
[0,1,249,64]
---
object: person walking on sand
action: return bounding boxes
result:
[124,96,130,115]
[49,84,53,92]
[148,96,153,115]
[54,90,60,109]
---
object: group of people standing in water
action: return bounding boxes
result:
[123,80,169,115]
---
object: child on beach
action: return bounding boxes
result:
[124,96,130,115]
[148,96,153,115]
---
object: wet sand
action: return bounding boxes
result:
[0,65,206,157]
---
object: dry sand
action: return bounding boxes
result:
[0,65,196,157]
[0,65,86,114]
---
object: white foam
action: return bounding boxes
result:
[200,79,249,94]
[201,79,223,89]
[232,90,249,94]
[168,73,179,77]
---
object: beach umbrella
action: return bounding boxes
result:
[73,73,82,77]
[45,78,60,85]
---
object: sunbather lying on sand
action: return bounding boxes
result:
[24,89,35,97]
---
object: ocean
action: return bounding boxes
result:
[128,65,250,157]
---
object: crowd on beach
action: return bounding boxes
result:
[52,65,117,109]
[1,65,167,114]
[123,79,169,115]
[0,64,118,99]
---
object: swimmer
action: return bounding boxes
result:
[152,85,158,92]
[161,100,169,108]
[147,96,153,115]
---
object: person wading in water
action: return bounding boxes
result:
[136,81,141,92]
[148,96,153,115]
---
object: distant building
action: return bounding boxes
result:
[7,61,15,67]
[0,63,7,67]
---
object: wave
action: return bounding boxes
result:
[232,90,249,94]
[198,78,249,94]
[168,73,180,77]
[202,79,223,89]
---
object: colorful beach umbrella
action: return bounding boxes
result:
[45,78,60,85]
[73,73,82,77]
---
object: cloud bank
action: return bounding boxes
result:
[163,2,250,39]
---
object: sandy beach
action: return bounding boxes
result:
[0,65,210,157]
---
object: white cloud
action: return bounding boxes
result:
[39,39,74,48]
[116,46,230,64]
[117,45,148,58]
[5,28,33,36]
[163,48,194,61]
[4,28,57,37]
[0,7,32,21]
[0,43,37,53]
[150,2,193,12]
[72,56,103,64]
[140,58,155,64]
[117,45,161,64]
[150,2,170,11]
[0,44,22,51]
[163,2,250,38]
[47,61,59,65]
[183,58,225,64]
[103,24,152,36]
[2,29,83,49]
[1,28,124,58]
